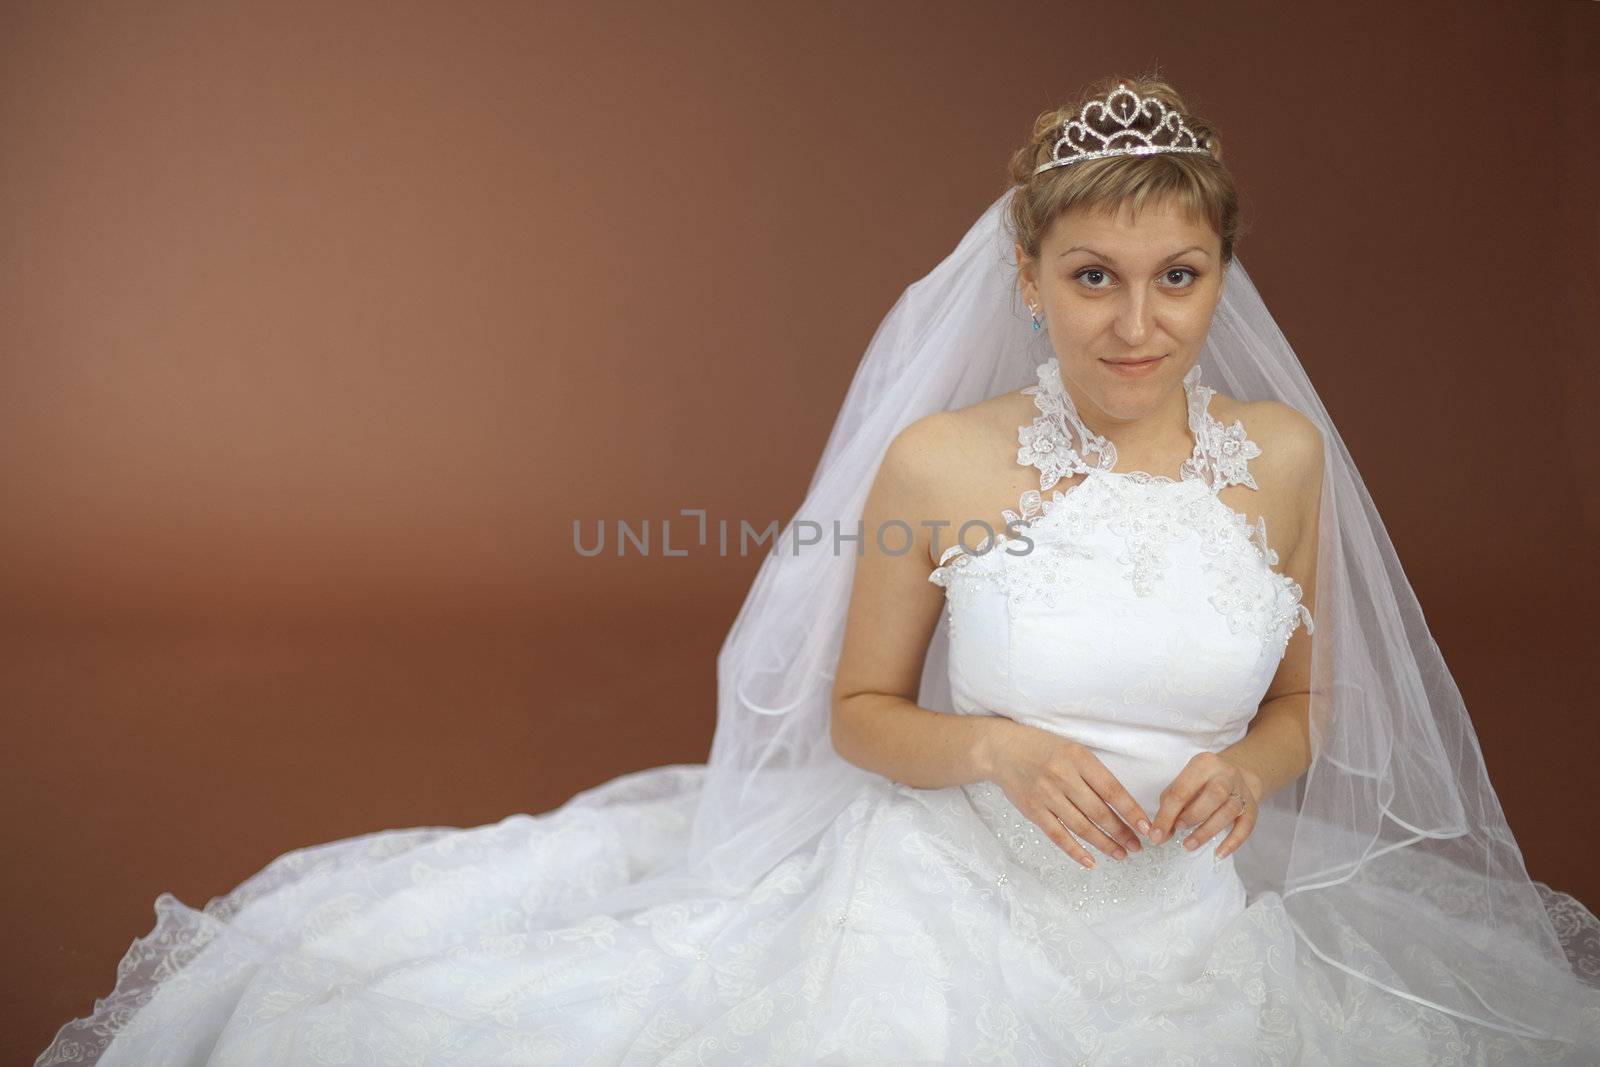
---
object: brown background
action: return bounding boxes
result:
[4,1,1596,1058]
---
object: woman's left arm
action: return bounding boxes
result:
[1216,406,1325,807]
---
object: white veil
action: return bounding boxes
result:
[679,186,1600,1045]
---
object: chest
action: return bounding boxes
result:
[932,476,1304,717]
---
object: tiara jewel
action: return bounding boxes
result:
[1033,83,1211,175]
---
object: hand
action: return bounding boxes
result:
[985,720,1154,871]
[1149,752,1260,859]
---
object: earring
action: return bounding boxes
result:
[1027,302,1042,332]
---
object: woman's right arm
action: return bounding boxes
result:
[829,415,1153,866]
[828,413,1006,789]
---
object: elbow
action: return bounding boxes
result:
[829,692,858,767]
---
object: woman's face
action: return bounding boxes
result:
[1017,196,1225,426]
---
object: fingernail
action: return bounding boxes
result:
[1113,847,1127,860]
[1185,838,1197,850]
[1137,819,1151,835]
[1150,827,1165,843]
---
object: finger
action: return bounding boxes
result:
[1211,800,1256,859]
[1063,780,1141,855]
[1179,781,1242,850]
[1076,764,1153,849]
[1023,801,1098,871]
[1152,768,1207,843]
[1048,793,1129,861]
[1181,792,1242,851]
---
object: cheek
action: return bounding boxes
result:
[1164,301,1217,338]
[1054,294,1108,326]
[1051,312,1102,347]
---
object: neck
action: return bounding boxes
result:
[1058,370,1193,475]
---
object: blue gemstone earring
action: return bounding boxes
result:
[1028,302,1042,332]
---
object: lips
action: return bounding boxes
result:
[1102,354,1166,377]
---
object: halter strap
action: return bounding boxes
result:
[1018,357,1261,493]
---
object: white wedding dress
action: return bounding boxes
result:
[38,357,1600,1066]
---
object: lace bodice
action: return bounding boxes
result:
[926,357,1313,821]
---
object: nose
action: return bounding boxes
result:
[1113,289,1152,347]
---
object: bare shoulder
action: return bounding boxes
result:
[879,388,1031,493]
[865,410,958,545]
[875,389,1036,565]
[876,409,957,497]
[1210,392,1324,497]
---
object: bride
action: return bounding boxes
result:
[38,76,1600,1066]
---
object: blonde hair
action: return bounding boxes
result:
[1004,72,1243,269]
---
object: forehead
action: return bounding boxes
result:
[1043,197,1218,258]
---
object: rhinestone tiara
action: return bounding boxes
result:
[1032,83,1211,175]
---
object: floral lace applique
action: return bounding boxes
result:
[1192,400,1263,492]
[1202,508,1315,650]
[928,486,1095,641]
[929,358,1313,649]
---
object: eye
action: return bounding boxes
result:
[1072,266,1200,291]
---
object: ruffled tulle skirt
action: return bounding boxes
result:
[37,763,1600,1066]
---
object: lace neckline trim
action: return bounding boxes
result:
[928,359,1312,645]
[1019,357,1262,493]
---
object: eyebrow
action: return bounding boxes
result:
[1058,245,1210,264]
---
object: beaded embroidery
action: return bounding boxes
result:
[963,781,1220,919]
[929,358,1313,651]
